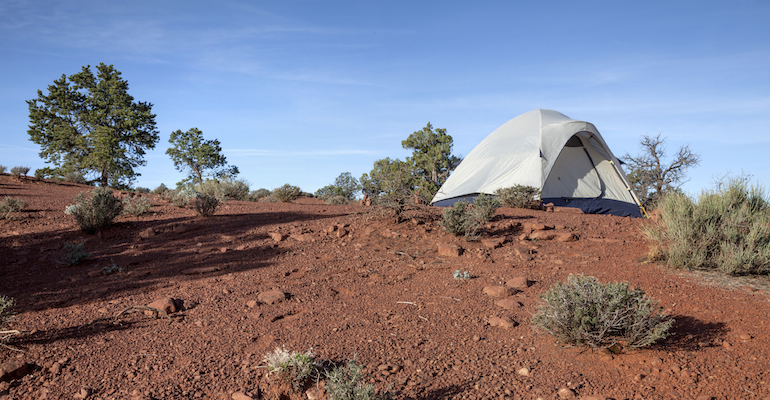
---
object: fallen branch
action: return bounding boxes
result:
[396,301,417,306]
[114,306,172,325]
[1,330,24,352]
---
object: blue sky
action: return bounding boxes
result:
[1,1,768,196]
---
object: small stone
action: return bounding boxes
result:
[529,231,557,240]
[483,286,515,298]
[481,237,505,249]
[555,233,578,242]
[139,228,155,239]
[436,243,462,257]
[488,316,516,329]
[258,290,286,305]
[246,300,257,308]
[495,298,522,310]
[336,228,349,238]
[305,387,325,400]
[516,367,530,377]
[268,232,285,242]
[557,387,575,399]
[0,361,28,381]
[505,277,529,289]
[145,297,178,315]
[73,387,92,399]
[231,392,254,400]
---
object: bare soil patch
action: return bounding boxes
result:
[1,174,769,399]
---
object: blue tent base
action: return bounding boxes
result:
[433,194,642,218]
[541,198,642,218]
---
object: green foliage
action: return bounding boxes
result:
[248,188,271,201]
[273,184,302,202]
[134,187,150,194]
[27,63,159,188]
[65,187,124,234]
[494,185,542,208]
[531,274,673,349]
[63,171,87,184]
[192,193,220,217]
[0,165,6,174]
[260,194,280,203]
[166,127,238,186]
[34,169,47,180]
[0,197,26,220]
[402,123,461,200]
[622,134,700,210]
[264,347,318,391]
[121,196,152,216]
[197,177,250,200]
[452,270,471,280]
[439,194,499,240]
[62,243,90,266]
[643,177,770,275]
[152,183,169,195]
[0,296,14,331]
[361,158,428,221]
[325,357,394,400]
[10,166,30,178]
[316,172,361,201]
[324,195,350,205]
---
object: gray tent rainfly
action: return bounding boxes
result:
[431,109,644,217]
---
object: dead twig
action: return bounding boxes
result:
[397,301,417,306]
[1,330,24,352]
[114,306,172,325]
[389,250,415,260]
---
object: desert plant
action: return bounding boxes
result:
[249,188,271,201]
[62,243,90,266]
[263,347,318,391]
[324,195,350,205]
[325,357,394,400]
[316,172,361,201]
[0,165,6,174]
[452,270,471,280]
[197,177,250,200]
[260,194,280,203]
[0,197,26,220]
[0,296,15,342]
[34,168,47,180]
[494,185,542,209]
[102,258,123,275]
[531,274,673,349]
[152,183,169,195]
[172,187,199,208]
[273,184,302,202]
[440,194,499,240]
[134,187,151,194]
[65,187,124,234]
[643,177,770,275]
[122,196,152,217]
[63,171,87,184]
[10,166,30,179]
[193,193,219,216]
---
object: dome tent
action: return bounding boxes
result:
[431,109,644,217]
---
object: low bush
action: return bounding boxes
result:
[439,194,499,240]
[65,187,124,234]
[193,193,219,216]
[197,177,250,200]
[643,177,770,275]
[494,185,541,209]
[326,357,393,400]
[273,184,302,202]
[122,196,152,217]
[324,195,350,205]
[152,183,169,195]
[10,166,30,179]
[0,197,26,220]
[172,188,199,208]
[63,171,87,184]
[316,172,361,201]
[0,295,14,330]
[260,194,280,203]
[531,274,673,349]
[248,188,271,201]
[62,243,90,266]
[34,169,47,180]
[134,187,151,194]
[263,347,318,391]
[0,165,6,174]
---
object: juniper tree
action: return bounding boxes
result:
[166,128,238,186]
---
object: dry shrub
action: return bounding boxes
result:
[122,196,152,217]
[193,193,219,216]
[439,194,499,240]
[494,184,541,209]
[531,274,673,349]
[65,187,123,234]
[0,197,26,220]
[273,184,302,202]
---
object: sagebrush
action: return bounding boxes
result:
[10,166,30,178]
[62,243,90,266]
[193,193,219,216]
[65,187,123,234]
[531,274,673,348]
[326,357,393,400]
[439,194,499,240]
[0,296,14,340]
[643,177,770,275]
[494,185,541,209]
[122,196,152,216]
[0,197,26,220]
[273,184,302,202]
[263,347,317,391]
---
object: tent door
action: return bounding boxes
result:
[542,134,604,198]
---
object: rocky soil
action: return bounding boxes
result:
[1,174,769,400]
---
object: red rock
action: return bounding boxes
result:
[505,276,529,289]
[437,243,462,257]
[0,361,29,381]
[145,297,178,315]
[481,237,505,249]
[554,206,584,214]
[232,392,255,400]
[483,286,515,298]
[557,387,576,399]
[139,227,155,239]
[336,228,348,238]
[258,290,286,305]
[495,298,522,310]
[268,232,285,242]
[555,233,579,242]
[514,247,534,261]
[488,316,515,328]
[529,231,557,240]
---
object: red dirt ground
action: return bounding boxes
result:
[1,174,769,400]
